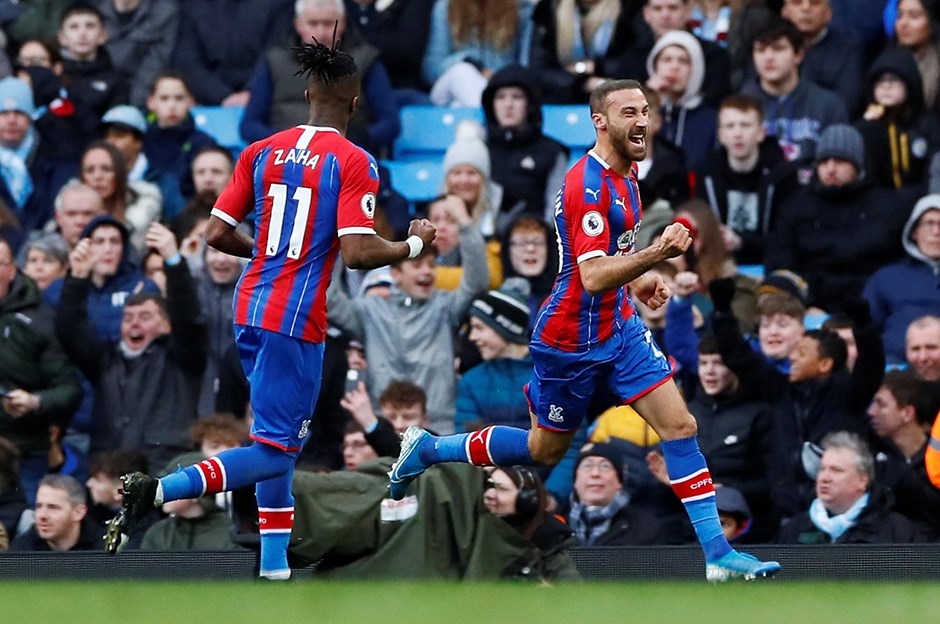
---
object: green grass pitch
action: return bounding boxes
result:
[3,581,940,624]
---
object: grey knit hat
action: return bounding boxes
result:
[815,124,865,173]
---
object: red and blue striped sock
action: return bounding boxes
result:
[158,443,294,502]
[418,426,533,466]
[661,435,732,562]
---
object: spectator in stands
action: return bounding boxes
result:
[528,0,639,104]
[194,245,242,416]
[856,48,940,191]
[0,436,27,547]
[46,215,159,342]
[621,0,732,107]
[645,30,717,170]
[96,0,179,109]
[822,313,860,371]
[765,124,913,313]
[84,449,154,549]
[864,196,940,364]
[776,431,921,544]
[4,1,71,47]
[499,215,558,328]
[481,64,568,224]
[0,76,73,236]
[340,379,430,461]
[190,413,249,457]
[422,0,534,107]
[710,278,885,518]
[428,194,502,291]
[714,485,753,543]
[868,370,940,540]
[687,0,737,47]
[905,315,940,381]
[695,94,798,266]
[456,279,533,433]
[190,145,234,198]
[688,334,776,541]
[141,451,242,551]
[172,0,294,106]
[101,105,148,182]
[143,70,217,219]
[55,222,206,470]
[441,127,505,238]
[21,235,69,291]
[57,3,129,145]
[780,0,864,115]
[740,17,847,173]
[327,224,488,434]
[344,0,435,97]
[342,421,379,471]
[894,0,940,112]
[9,474,103,551]
[78,141,162,256]
[240,0,399,156]
[43,182,103,250]
[567,442,682,546]
[0,236,83,505]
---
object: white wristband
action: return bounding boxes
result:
[405,235,423,259]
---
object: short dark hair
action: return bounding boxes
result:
[60,2,104,26]
[192,144,235,170]
[822,312,854,332]
[150,69,193,97]
[38,474,87,507]
[806,328,848,372]
[379,380,426,412]
[752,16,804,54]
[589,79,646,116]
[125,292,168,318]
[697,333,721,356]
[390,243,438,268]
[88,450,148,479]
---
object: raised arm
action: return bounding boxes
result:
[579,222,691,296]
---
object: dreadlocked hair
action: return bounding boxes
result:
[292,28,358,88]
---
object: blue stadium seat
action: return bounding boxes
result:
[393,106,484,161]
[192,106,248,151]
[381,159,443,203]
[737,264,766,280]
[542,105,595,151]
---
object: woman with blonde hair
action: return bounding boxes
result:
[422,0,534,107]
[529,0,639,103]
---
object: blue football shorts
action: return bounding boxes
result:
[234,324,325,452]
[524,312,674,432]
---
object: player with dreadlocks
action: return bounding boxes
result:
[104,35,436,579]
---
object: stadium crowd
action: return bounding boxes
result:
[1,0,940,578]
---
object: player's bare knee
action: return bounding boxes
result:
[529,444,566,466]
[658,413,698,441]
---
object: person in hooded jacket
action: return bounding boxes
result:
[498,214,559,329]
[864,194,940,364]
[481,64,569,223]
[45,215,159,343]
[856,47,940,191]
[645,29,717,170]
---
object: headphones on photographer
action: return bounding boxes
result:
[510,466,541,518]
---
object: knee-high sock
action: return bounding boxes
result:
[660,435,732,562]
[418,426,534,466]
[158,442,295,503]
[256,465,295,580]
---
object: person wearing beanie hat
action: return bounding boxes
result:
[101,105,149,181]
[567,441,678,546]
[814,123,866,181]
[767,119,918,311]
[457,278,534,433]
[442,121,507,237]
[757,269,810,306]
[22,233,69,290]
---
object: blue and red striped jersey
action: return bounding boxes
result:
[211,125,378,343]
[532,151,643,352]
